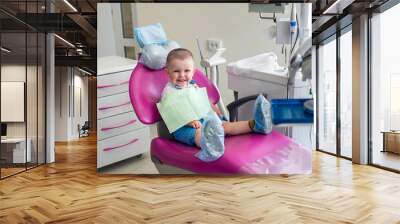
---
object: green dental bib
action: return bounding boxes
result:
[157,87,212,133]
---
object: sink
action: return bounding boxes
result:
[227,52,288,85]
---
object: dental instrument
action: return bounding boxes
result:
[226,3,313,148]
[197,39,229,119]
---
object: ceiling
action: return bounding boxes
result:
[311,0,391,44]
[1,0,397,74]
[0,0,99,74]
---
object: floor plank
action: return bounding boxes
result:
[0,135,400,223]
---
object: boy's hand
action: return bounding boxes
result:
[189,120,201,129]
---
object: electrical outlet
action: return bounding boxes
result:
[207,39,223,51]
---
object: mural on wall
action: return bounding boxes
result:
[96,3,314,175]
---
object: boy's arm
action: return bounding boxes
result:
[210,102,222,116]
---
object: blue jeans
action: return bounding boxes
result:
[172,115,227,146]
[172,119,205,146]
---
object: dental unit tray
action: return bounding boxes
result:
[271,99,313,125]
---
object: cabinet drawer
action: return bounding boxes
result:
[97,92,133,119]
[97,70,132,97]
[97,129,149,168]
[98,111,144,141]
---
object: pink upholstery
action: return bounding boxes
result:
[129,63,220,124]
[129,62,311,174]
[151,131,311,174]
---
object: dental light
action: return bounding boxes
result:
[54,34,75,48]
[1,47,11,53]
[78,67,93,76]
[322,0,354,15]
[63,0,78,12]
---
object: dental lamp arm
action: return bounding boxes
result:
[200,48,227,68]
[288,37,312,85]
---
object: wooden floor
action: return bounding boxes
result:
[1,135,400,223]
[1,163,45,178]
[373,150,400,171]
[1,167,26,178]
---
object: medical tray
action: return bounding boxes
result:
[271,99,313,125]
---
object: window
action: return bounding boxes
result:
[390,74,400,130]
[124,46,136,60]
[317,37,337,155]
[370,2,400,171]
[120,3,134,38]
[339,29,352,158]
[0,2,46,179]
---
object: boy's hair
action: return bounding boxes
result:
[166,48,193,68]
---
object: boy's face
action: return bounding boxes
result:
[166,57,194,88]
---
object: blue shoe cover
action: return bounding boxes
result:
[196,114,225,162]
[252,94,273,134]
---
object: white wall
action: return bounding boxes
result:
[1,65,26,140]
[98,3,137,59]
[97,3,290,105]
[54,67,89,141]
[71,74,89,138]
[1,65,36,138]
[134,3,289,105]
[98,4,118,57]
[1,63,47,163]
[55,66,69,141]
[76,75,89,124]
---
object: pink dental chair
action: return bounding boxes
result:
[129,63,311,174]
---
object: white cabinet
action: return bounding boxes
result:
[97,70,132,97]
[1,138,32,163]
[98,92,133,119]
[227,55,313,149]
[98,111,145,141]
[97,129,149,168]
[97,56,150,168]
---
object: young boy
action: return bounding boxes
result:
[161,48,272,161]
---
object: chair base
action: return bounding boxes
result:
[152,156,194,174]
[154,162,195,174]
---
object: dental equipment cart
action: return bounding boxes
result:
[0,138,32,166]
[227,53,313,148]
[97,56,150,169]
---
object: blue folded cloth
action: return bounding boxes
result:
[253,94,273,134]
[139,40,180,70]
[140,44,167,70]
[163,40,180,52]
[134,23,167,48]
[197,112,225,162]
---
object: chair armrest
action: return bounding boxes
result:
[226,93,268,122]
